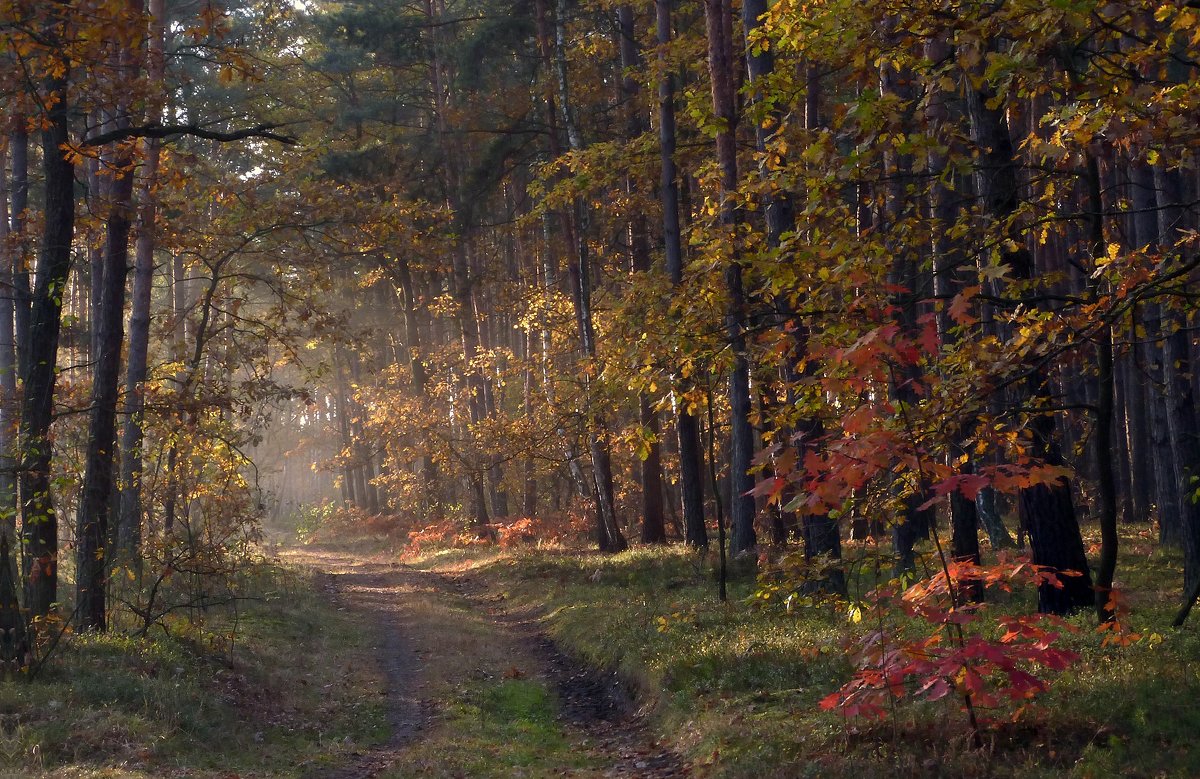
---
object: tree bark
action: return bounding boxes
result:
[1084,152,1119,621]
[924,39,984,582]
[1153,164,1200,604]
[21,15,75,616]
[617,5,666,544]
[704,0,756,556]
[656,0,707,548]
[8,126,30,381]
[117,0,166,565]
[0,142,16,545]
[392,254,441,513]
[555,0,626,551]
[77,126,135,632]
[742,0,792,244]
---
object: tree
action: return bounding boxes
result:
[654,0,706,548]
[702,0,756,557]
[21,0,77,617]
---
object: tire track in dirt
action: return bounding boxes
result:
[288,548,687,778]
[305,560,429,778]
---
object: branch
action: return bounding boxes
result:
[82,122,298,147]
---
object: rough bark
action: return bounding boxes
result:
[1154,164,1200,606]
[8,126,30,381]
[704,0,756,556]
[21,23,75,616]
[77,131,135,632]
[656,0,707,548]
[788,62,842,570]
[742,0,792,244]
[117,0,167,564]
[392,254,441,513]
[1084,153,1119,622]
[618,5,666,544]
[925,39,986,575]
[0,143,16,544]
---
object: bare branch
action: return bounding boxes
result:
[82,122,298,147]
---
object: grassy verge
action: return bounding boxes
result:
[413,528,1200,778]
[9,562,388,778]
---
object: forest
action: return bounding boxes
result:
[0,0,1199,775]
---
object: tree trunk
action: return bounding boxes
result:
[555,0,625,551]
[522,325,538,517]
[742,0,792,244]
[964,73,1092,614]
[117,0,166,563]
[656,0,707,548]
[392,254,441,513]
[788,62,842,572]
[0,143,16,545]
[1154,164,1200,604]
[1084,153,1119,621]
[77,127,135,632]
[21,21,75,616]
[9,126,30,381]
[617,5,666,544]
[333,350,358,508]
[925,38,985,576]
[162,251,191,534]
[704,0,756,556]
[473,284,509,519]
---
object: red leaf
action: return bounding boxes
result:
[919,677,953,701]
[918,314,940,355]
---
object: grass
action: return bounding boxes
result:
[295,543,613,779]
[379,676,599,778]
[7,562,389,778]
[410,526,1200,778]
[15,522,1196,777]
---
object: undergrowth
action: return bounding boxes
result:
[412,525,1200,778]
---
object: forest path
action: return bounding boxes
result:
[282,547,687,778]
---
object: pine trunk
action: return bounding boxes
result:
[77,132,135,632]
[964,74,1092,613]
[117,0,166,562]
[656,0,706,548]
[22,26,75,616]
[704,0,756,556]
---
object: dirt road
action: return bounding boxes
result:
[285,549,686,778]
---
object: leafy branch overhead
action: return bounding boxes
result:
[1,0,1199,772]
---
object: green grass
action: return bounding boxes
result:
[17,525,1196,777]
[380,677,597,778]
[418,528,1200,778]
[8,563,389,777]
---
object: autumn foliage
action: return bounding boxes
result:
[819,558,1081,732]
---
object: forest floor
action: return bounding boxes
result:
[357,533,1200,779]
[15,526,1200,777]
[12,544,683,779]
